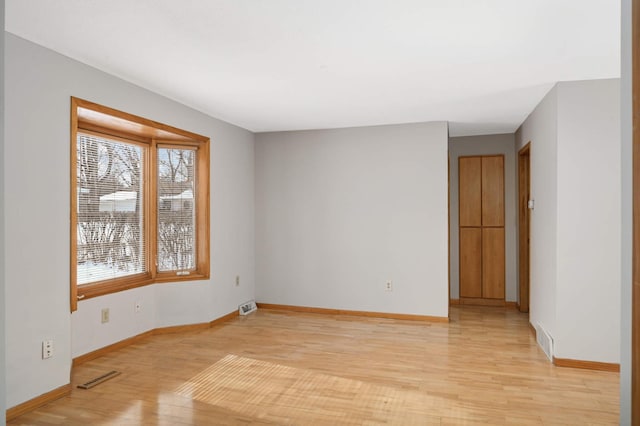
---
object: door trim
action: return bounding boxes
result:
[632,0,639,419]
[448,152,451,318]
[518,143,531,313]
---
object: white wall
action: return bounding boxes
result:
[620,0,632,421]
[5,34,255,408]
[448,134,517,302]
[516,86,558,339]
[555,79,621,362]
[71,287,156,357]
[255,122,449,318]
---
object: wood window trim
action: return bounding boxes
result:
[70,97,210,312]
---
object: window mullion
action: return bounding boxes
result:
[148,139,158,279]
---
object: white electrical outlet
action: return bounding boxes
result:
[386,281,393,291]
[135,301,142,313]
[235,275,240,286]
[42,340,53,359]
[101,308,110,323]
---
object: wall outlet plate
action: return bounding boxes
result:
[101,308,110,323]
[42,340,53,359]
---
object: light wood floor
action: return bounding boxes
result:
[10,306,618,425]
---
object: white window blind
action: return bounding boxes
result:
[157,146,196,272]
[76,133,145,284]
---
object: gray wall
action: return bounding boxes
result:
[620,0,632,422]
[516,79,621,364]
[255,122,449,317]
[554,79,620,362]
[515,86,558,341]
[448,134,517,302]
[5,33,256,408]
[1,2,5,424]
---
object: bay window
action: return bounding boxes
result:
[70,98,210,311]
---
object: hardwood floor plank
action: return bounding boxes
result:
[8,306,618,425]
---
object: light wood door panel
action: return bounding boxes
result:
[459,157,482,227]
[482,227,505,299]
[460,227,482,298]
[458,154,505,303]
[481,156,505,227]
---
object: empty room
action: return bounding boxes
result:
[1,0,637,425]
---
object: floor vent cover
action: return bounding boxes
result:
[239,300,257,316]
[77,370,121,389]
[536,324,554,361]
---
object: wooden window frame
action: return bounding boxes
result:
[70,97,210,311]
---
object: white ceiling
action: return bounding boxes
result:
[6,0,620,136]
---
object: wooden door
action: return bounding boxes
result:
[460,227,482,297]
[459,157,482,227]
[459,156,482,299]
[482,156,505,227]
[458,155,505,303]
[518,144,531,312]
[483,227,505,299]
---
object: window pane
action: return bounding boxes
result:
[157,147,196,271]
[76,134,145,284]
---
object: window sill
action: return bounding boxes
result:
[77,271,210,302]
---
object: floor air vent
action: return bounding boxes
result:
[239,300,257,316]
[77,370,121,389]
[535,324,554,361]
